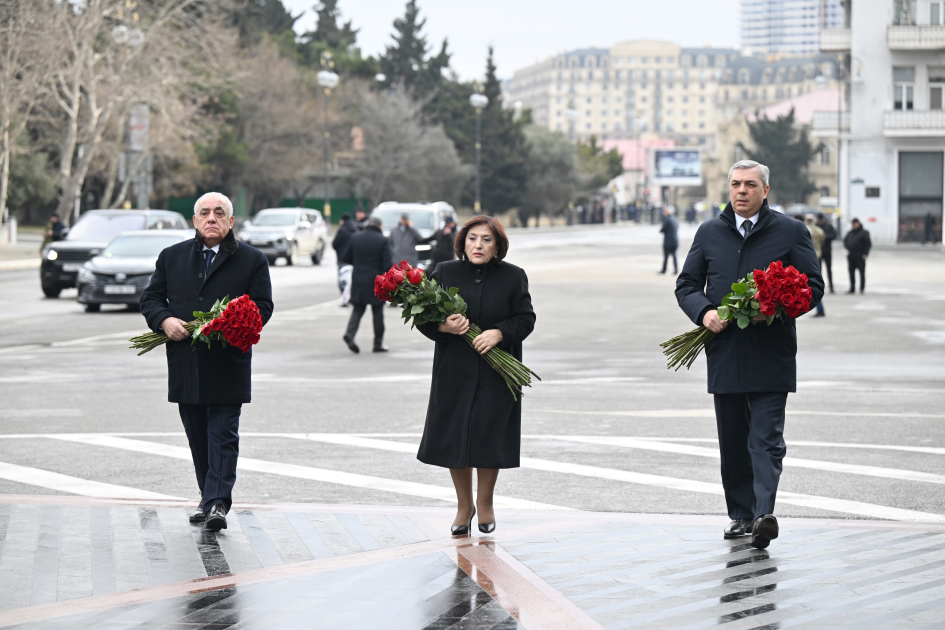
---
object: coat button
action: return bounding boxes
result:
[475,278,482,284]
[198,296,203,301]
[476,269,482,274]
[198,273,203,279]
[192,347,196,352]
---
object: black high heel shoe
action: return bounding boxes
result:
[451,507,476,537]
[478,521,495,534]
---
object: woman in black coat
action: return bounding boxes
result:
[416,216,536,536]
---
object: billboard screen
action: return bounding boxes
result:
[651,149,702,186]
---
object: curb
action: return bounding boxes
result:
[0,258,40,271]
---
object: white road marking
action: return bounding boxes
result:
[582,437,945,457]
[0,344,42,354]
[534,408,945,420]
[48,434,571,512]
[0,409,82,418]
[0,461,182,500]
[545,436,945,485]
[282,434,945,523]
[50,330,144,347]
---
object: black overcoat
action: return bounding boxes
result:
[331,221,357,259]
[140,231,274,404]
[416,259,536,469]
[661,215,679,250]
[341,225,393,306]
[675,201,824,394]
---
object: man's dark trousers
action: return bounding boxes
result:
[661,247,678,274]
[346,304,384,345]
[820,250,833,292]
[848,255,866,292]
[179,403,241,513]
[714,392,788,520]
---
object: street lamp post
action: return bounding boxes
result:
[316,52,339,221]
[565,99,578,143]
[469,89,489,213]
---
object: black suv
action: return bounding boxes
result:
[41,209,188,297]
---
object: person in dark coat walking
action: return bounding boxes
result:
[332,214,357,303]
[659,208,679,274]
[416,216,536,536]
[140,192,274,531]
[425,217,457,272]
[923,211,935,244]
[815,213,836,293]
[390,214,424,267]
[341,217,393,353]
[843,218,871,293]
[676,161,823,549]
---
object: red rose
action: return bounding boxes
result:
[407,268,424,284]
[388,269,405,284]
[396,260,411,272]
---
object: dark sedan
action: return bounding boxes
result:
[76,230,192,312]
[41,209,188,297]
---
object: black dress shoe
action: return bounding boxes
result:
[751,515,779,549]
[205,503,228,532]
[372,344,389,353]
[723,518,753,539]
[189,505,206,524]
[478,522,496,534]
[343,334,359,354]
[451,508,475,537]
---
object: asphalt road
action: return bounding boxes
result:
[1,223,943,522]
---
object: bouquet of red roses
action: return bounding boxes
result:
[376,261,540,400]
[661,262,812,371]
[129,295,263,355]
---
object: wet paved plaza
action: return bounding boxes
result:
[1,496,944,629]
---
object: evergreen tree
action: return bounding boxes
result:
[740,108,820,204]
[378,0,450,96]
[229,0,299,49]
[576,135,624,192]
[299,1,378,77]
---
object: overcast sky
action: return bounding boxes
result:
[282,0,743,81]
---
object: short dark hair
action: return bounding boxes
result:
[851,218,861,225]
[339,213,351,222]
[454,215,510,260]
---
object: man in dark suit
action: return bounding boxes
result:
[341,216,393,354]
[140,192,273,531]
[676,161,824,549]
[659,208,679,274]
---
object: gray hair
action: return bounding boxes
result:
[728,160,770,188]
[367,216,383,228]
[194,192,233,218]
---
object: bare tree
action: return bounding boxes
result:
[45,0,231,221]
[0,0,53,223]
[352,90,471,206]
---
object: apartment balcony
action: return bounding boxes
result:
[887,25,945,50]
[811,111,850,136]
[820,28,852,52]
[883,110,945,136]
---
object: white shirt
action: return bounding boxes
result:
[735,214,759,237]
[202,244,220,254]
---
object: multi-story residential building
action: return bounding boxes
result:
[814,0,945,243]
[505,41,839,150]
[742,0,844,55]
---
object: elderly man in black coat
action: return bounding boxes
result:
[341,216,393,353]
[676,160,823,549]
[140,192,273,531]
[659,208,679,274]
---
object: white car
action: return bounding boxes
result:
[369,201,458,267]
[238,207,328,266]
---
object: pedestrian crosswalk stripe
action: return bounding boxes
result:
[0,461,183,500]
[546,435,945,484]
[280,434,945,523]
[534,407,945,420]
[48,434,572,512]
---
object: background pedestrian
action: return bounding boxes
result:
[425,217,457,272]
[924,212,935,244]
[40,214,66,250]
[675,160,824,549]
[332,214,357,307]
[844,218,871,294]
[341,216,392,354]
[815,213,836,293]
[659,208,679,274]
[140,192,274,532]
[416,216,536,537]
[804,215,826,317]
[389,214,424,268]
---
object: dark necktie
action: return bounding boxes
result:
[743,221,754,239]
[205,249,215,272]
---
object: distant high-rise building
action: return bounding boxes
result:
[742,0,843,55]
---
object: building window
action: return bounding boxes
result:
[681,56,691,67]
[894,0,917,25]
[682,122,688,129]
[655,57,662,64]
[602,110,608,116]
[586,110,592,116]
[641,96,648,103]
[586,97,592,104]
[642,57,649,64]
[820,186,830,197]
[556,123,562,130]
[614,123,621,131]
[931,68,945,109]
[682,109,688,116]
[739,69,750,84]
[615,109,621,117]
[667,122,674,131]
[894,67,915,110]
[667,109,674,116]
[821,146,831,165]
[932,0,945,24]
[602,123,608,130]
